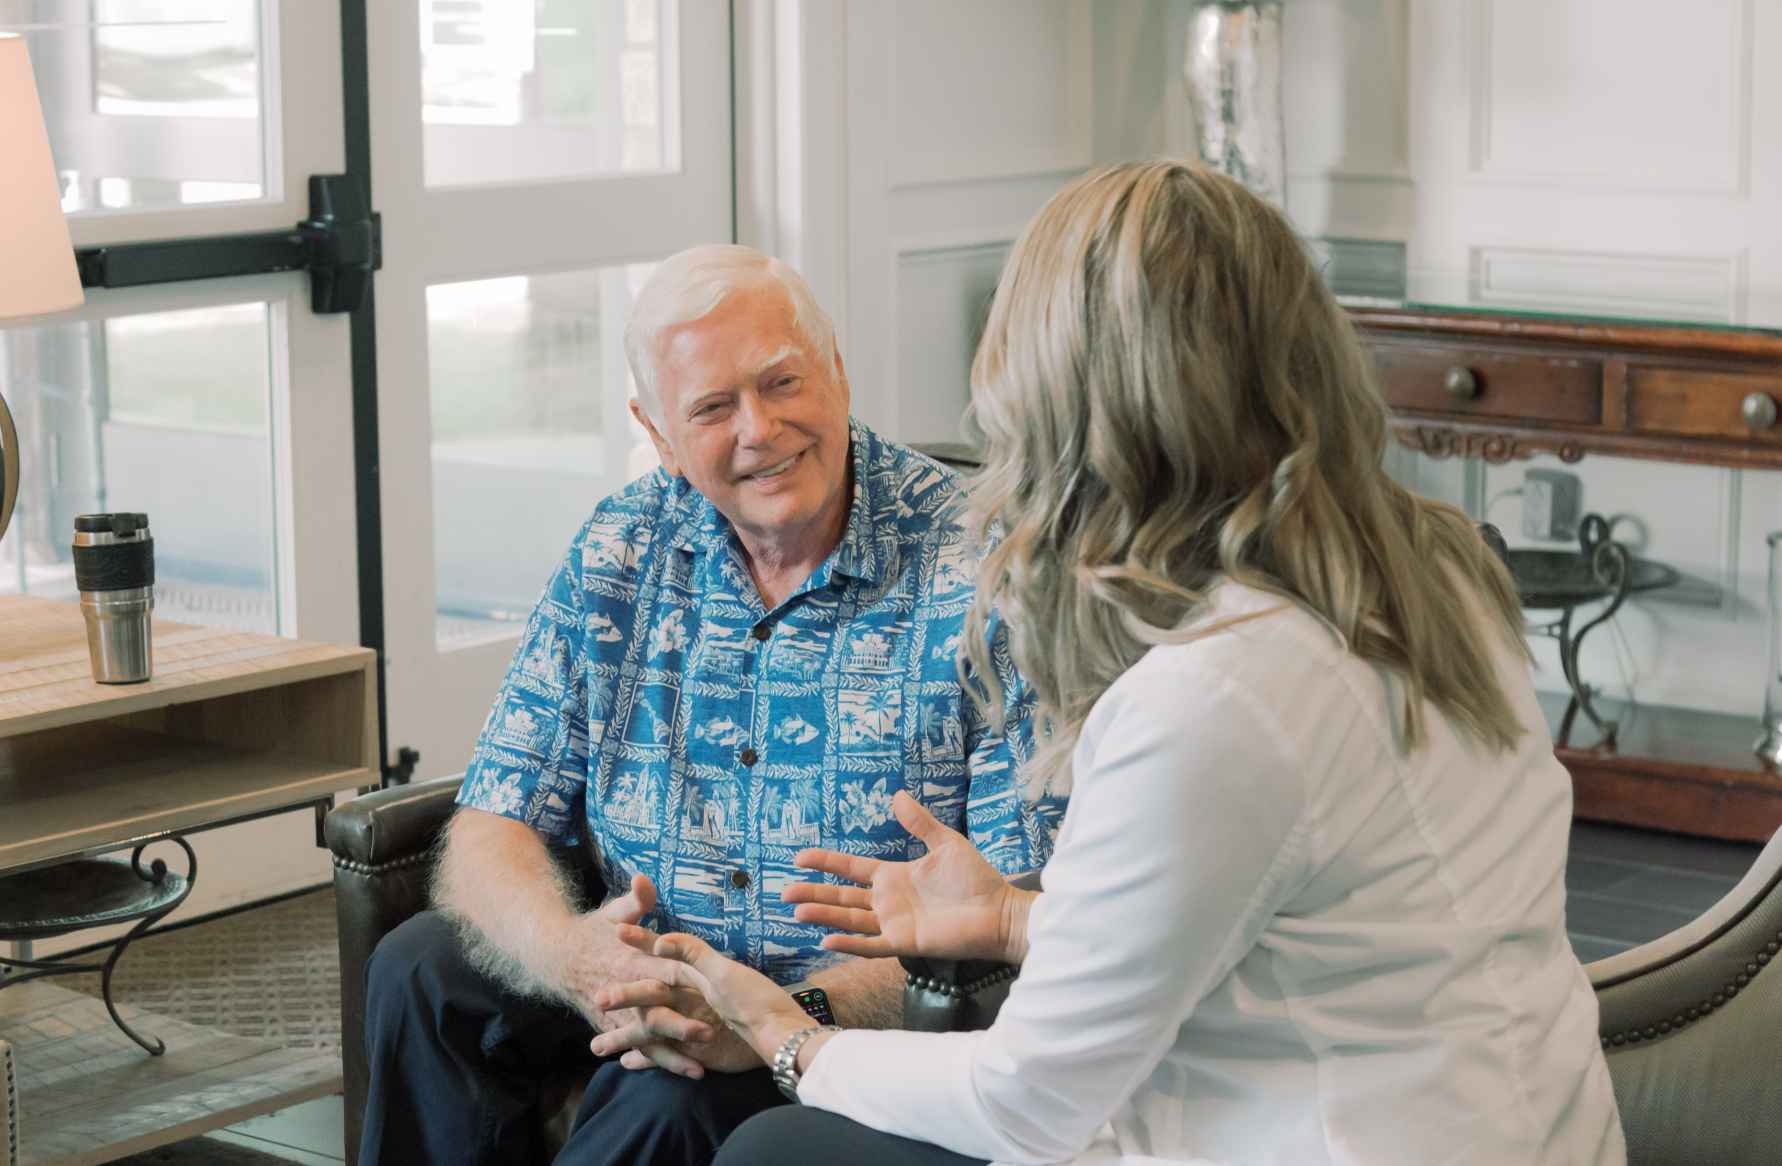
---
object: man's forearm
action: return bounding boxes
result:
[431,809,584,1005]
[808,956,906,1029]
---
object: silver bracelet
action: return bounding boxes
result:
[770,1023,842,1102]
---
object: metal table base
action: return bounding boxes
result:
[0,837,197,1055]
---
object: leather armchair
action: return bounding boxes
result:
[899,870,1039,1033]
[326,777,464,1166]
[324,777,1004,1164]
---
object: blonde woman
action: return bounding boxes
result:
[595,161,1626,1166]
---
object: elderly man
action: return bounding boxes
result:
[358,245,1062,1166]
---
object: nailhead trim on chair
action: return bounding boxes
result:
[1601,927,1782,1049]
[5,1039,18,1166]
[905,965,1017,1000]
[331,851,432,876]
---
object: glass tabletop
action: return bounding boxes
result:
[1321,252,1782,339]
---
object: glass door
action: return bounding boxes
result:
[367,0,734,778]
[0,0,362,925]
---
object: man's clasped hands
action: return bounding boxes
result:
[576,790,1039,1079]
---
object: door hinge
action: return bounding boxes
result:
[75,174,382,315]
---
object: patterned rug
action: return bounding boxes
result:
[110,1140,306,1165]
[58,887,341,1058]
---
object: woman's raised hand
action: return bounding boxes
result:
[785,791,1035,965]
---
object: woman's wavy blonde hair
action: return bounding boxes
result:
[962,160,1528,795]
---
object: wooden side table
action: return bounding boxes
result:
[0,594,375,875]
[1354,307,1782,842]
[0,594,376,1165]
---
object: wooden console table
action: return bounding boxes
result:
[1354,307,1782,842]
[0,594,376,1165]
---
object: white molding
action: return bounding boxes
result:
[1466,0,1754,196]
[1466,244,1745,324]
[892,239,1015,445]
[893,228,1022,260]
[734,0,850,332]
[733,0,779,254]
[888,0,1093,191]
[1284,171,1415,241]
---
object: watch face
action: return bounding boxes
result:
[791,987,835,1025]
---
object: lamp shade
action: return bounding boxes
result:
[0,32,83,319]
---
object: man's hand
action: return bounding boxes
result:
[785,791,1035,965]
[564,874,714,1078]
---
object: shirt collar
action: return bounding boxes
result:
[666,418,887,589]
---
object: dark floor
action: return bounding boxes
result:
[1564,820,1763,964]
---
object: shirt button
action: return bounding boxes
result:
[730,869,751,889]
[751,623,771,641]
[739,747,759,766]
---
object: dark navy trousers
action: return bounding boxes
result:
[359,911,787,1166]
[715,1107,988,1166]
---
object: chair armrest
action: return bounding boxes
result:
[326,775,462,1166]
[324,775,463,871]
[899,869,1040,1033]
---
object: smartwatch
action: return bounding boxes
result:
[785,980,834,1025]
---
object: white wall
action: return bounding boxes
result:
[1289,0,1782,719]
[713,1,1782,726]
[740,0,1175,448]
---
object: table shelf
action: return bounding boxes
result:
[0,721,365,873]
[1541,693,1782,842]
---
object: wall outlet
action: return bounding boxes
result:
[1522,468,1581,541]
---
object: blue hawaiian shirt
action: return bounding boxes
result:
[457,419,1064,983]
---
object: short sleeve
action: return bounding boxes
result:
[960,613,1065,874]
[456,528,592,845]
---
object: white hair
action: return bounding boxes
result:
[624,244,836,422]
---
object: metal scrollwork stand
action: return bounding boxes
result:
[1507,514,1678,750]
[0,837,198,1055]
[1550,516,1632,747]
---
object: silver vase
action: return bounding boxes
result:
[1183,0,1286,206]
[1758,531,1782,766]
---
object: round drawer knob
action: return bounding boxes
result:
[1742,392,1778,431]
[1443,366,1479,400]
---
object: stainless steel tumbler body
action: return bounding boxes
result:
[72,513,155,684]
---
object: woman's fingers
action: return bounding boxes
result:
[780,881,872,910]
[618,1049,653,1071]
[590,1007,712,1055]
[614,922,658,953]
[793,848,882,886]
[791,902,881,935]
[594,979,677,1012]
[891,790,954,847]
[636,1042,704,1078]
[818,932,896,959]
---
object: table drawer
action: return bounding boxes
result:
[1368,343,1602,425]
[1627,367,1782,444]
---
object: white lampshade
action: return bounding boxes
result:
[0,32,83,319]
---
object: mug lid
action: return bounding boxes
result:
[74,513,150,535]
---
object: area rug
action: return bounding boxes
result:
[113,1139,308,1165]
[59,887,341,1057]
